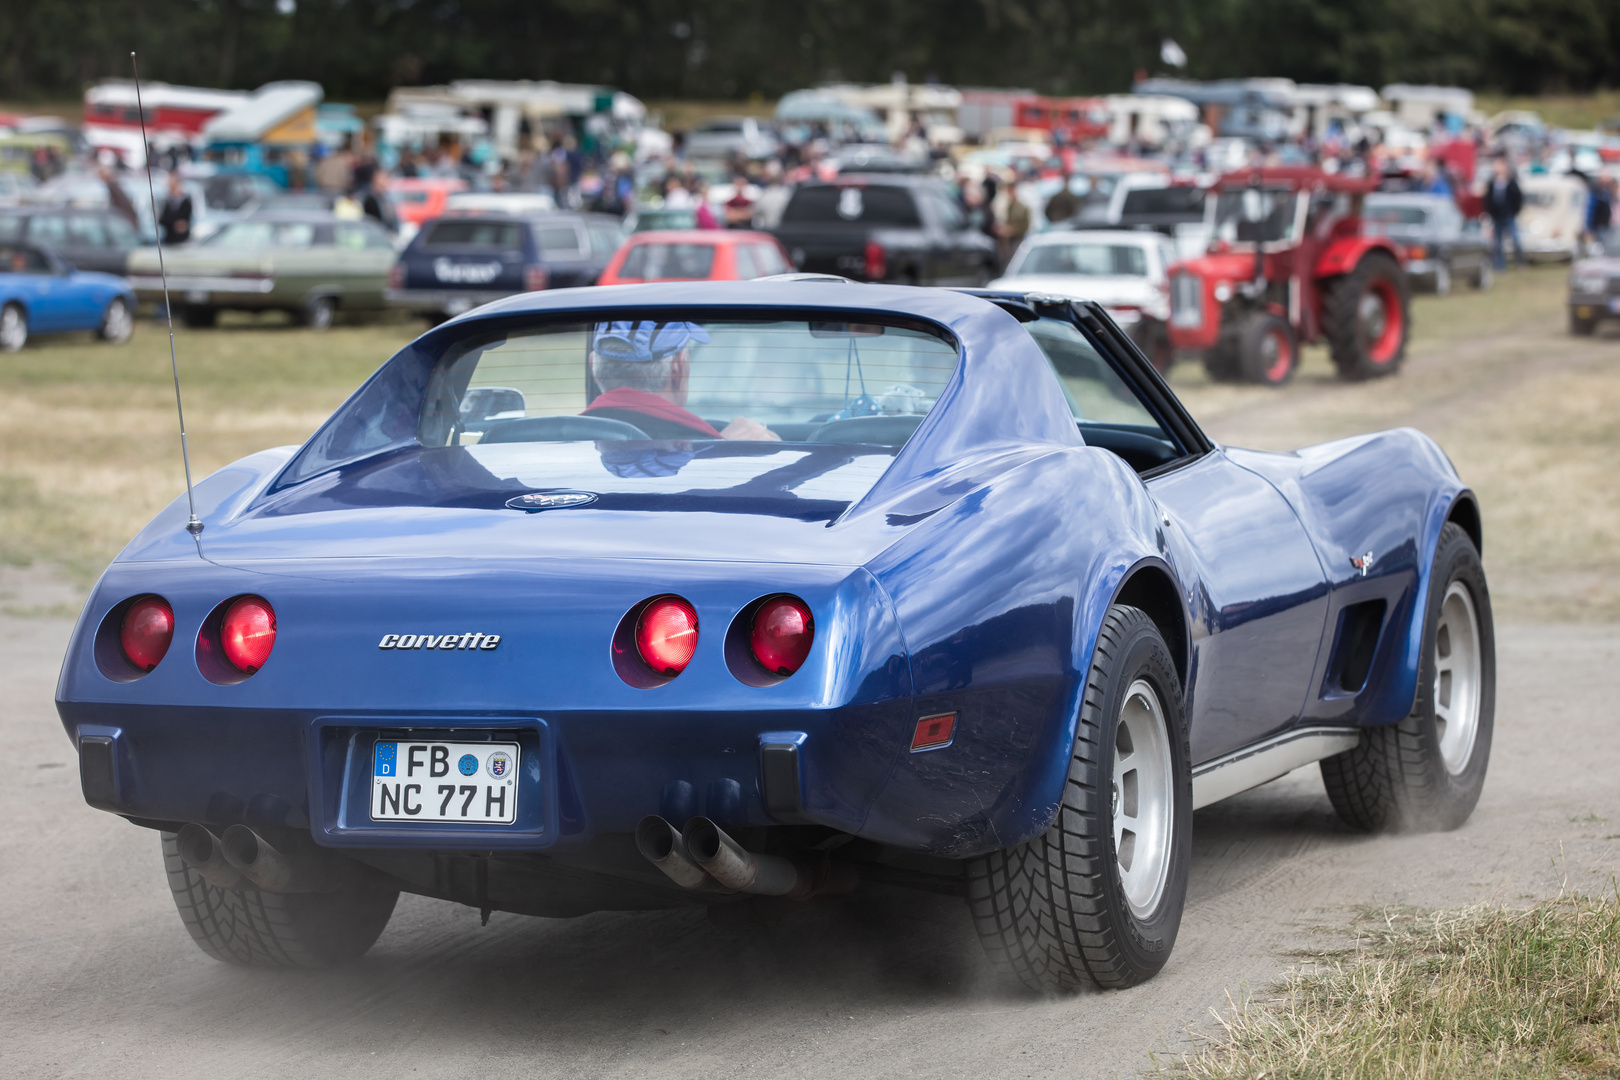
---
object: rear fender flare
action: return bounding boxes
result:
[1314,236,1401,279]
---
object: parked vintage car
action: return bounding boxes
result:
[124,212,396,330]
[387,212,623,322]
[0,240,135,351]
[1514,173,1587,261]
[1567,254,1620,334]
[772,174,998,285]
[597,229,793,285]
[59,281,1493,995]
[0,206,143,275]
[990,228,1179,371]
[1364,192,1492,293]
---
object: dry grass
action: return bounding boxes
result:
[1174,893,1620,1079]
[0,311,416,582]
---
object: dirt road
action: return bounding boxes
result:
[4,286,1617,1079]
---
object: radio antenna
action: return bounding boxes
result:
[131,51,202,536]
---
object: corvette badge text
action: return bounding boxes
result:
[379,633,501,651]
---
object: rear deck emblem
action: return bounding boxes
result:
[1350,551,1375,577]
[507,491,598,511]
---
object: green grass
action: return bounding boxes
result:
[1175,894,1620,1079]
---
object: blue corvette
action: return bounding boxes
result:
[57,279,1493,990]
[1,241,137,352]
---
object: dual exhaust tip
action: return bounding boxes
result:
[176,823,347,893]
[635,815,855,900]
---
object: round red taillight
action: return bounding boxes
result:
[220,596,277,674]
[120,596,174,672]
[750,596,814,677]
[635,596,698,676]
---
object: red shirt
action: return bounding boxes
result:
[581,386,721,437]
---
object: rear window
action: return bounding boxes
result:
[1120,187,1203,216]
[1016,242,1149,276]
[205,221,315,248]
[617,242,716,280]
[781,185,923,227]
[423,220,524,250]
[534,224,584,254]
[419,317,959,453]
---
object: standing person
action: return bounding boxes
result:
[1483,156,1525,270]
[693,180,720,229]
[1044,169,1081,226]
[359,168,398,234]
[100,164,138,229]
[157,172,193,245]
[1586,176,1613,252]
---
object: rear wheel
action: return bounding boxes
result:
[301,295,336,331]
[966,605,1190,991]
[1135,319,1174,375]
[0,303,25,352]
[1432,261,1452,296]
[1236,313,1297,385]
[1324,252,1410,380]
[1320,523,1494,832]
[99,297,133,343]
[161,831,399,967]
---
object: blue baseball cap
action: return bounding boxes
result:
[593,320,710,363]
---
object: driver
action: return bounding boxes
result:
[582,320,779,441]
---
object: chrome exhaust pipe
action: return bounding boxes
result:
[682,816,855,899]
[175,823,243,889]
[635,815,712,890]
[219,824,345,893]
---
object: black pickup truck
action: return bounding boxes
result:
[772,175,997,285]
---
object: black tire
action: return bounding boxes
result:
[0,302,26,352]
[1134,318,1174,375]
[966,605,1191,991]
[1570,309,1599,336]
[161,831,399,967]
[99,297,134,343]
[1235,312,1298,385]
[1474,262,1494,291]
[1323,251,1410,380]
[1320,523,1495,833]
[180,305,217,329]
[1201,319,1243,382]
[301,295,336,331]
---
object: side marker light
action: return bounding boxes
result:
[910,712,957,752]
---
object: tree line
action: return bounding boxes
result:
[3,0,1618,104]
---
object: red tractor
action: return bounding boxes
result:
[1167,167,1410,384]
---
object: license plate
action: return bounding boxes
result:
[370,740,519,823]
[184,289,210,304]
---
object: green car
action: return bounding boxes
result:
[126,212,396,330]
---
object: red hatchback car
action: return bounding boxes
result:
[598,230,794,286]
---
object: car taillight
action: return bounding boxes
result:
[120,596,174,672]
[388,264,405,290]
[524,266,549,291]
[635,596,698,676]
[220,596,276,674]
[864,239,888,281]
[750,595,814,677]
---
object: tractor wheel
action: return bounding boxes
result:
[1323,252,1410,380]
[1201,321,1243,382]
[1236,313,1298,386]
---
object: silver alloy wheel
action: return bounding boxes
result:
[0,304,24,352]
[102,298,133,343]
[1434,580,1483,774]
[1358,290,1388,343]
[1111,678,1174,919]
